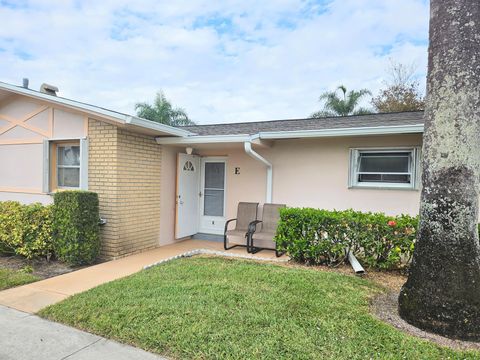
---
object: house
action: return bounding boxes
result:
[0,80,425,260]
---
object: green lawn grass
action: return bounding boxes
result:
[39,257,479,359]
[0,268,39,290]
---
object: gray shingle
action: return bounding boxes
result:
[181,111,424,136]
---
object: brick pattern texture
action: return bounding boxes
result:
[88,119,162,259]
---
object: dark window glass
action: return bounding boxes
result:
[358,152,409,173]
[358,174,411,183]
[204,162,225,189]
[357,151,412,184]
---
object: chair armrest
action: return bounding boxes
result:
[248,220,262,234]
[224,218,237,234]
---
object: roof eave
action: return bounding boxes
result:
[155,134,252,145]
[155,124,424,145]
[125,116,192,137]
[0,81,192,137]
[258,124,425,140]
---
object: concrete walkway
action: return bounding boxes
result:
[0,305,164,360]
[0,239,284,313]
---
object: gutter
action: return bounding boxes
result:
[257,124,424,140]
[156,134,251,145]
[155,124,424,145]
[244,142,273,203]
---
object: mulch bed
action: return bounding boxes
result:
[371,291,480,351]
[0,255,80,280]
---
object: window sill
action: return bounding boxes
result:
[48,188,81,195]
[348,185,419,191]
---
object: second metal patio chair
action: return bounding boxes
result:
[224,202,259,251]
[247,203,286,257]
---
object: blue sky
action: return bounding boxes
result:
[0,0,429,124]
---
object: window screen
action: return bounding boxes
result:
[349,148,420,189]
[357,152,411,184]
[57,145,81,188]
[203,162,225,216]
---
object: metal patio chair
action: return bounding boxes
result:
[248,203,286,257]
[224,202,259,251]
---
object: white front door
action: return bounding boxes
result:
[175,153,200,239]
[199,157,227,235]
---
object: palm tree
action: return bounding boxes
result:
[135,91,195,126]
[311,85,372,117]
[399,0,480,340]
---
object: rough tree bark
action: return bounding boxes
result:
[398,0,480,340]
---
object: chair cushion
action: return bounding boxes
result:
[226,229,246,237]
[251,231,276,249]
[226,229,247,245]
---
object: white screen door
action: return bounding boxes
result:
[175,153,200,239]
[199,158,226,234]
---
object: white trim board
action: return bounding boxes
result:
[155,124,424,145]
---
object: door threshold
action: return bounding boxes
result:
[191,233,224,242]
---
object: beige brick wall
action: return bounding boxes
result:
[88,119,162,259]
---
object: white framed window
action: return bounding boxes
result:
[56,143,81,189]
[42,138,88,192]
[349,147,420,190]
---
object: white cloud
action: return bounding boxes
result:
[0,0,429,124]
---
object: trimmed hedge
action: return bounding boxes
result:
[53,191,100,266]
[275,208,418,270]
[0,201,54,260]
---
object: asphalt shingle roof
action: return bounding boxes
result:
[181,111,424,136]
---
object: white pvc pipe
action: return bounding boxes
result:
[348,251,365,275]
[244,142,273,203]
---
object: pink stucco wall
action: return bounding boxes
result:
[197,134,423,221]
[158,133,425,240]
[159,145,178,245]
[265,134,423,215]
[0,96,87,204]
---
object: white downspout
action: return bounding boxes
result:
[244,141,272,203]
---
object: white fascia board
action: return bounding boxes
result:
[258,124,424,140]
[155,134,252,145]
[0,81,191,137]
[155,124,424,145]
[125,117,192,136]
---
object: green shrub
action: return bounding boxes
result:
[275,208,357,265]
[53,191,100,266]
[275,207,418,270]
[353,212,417,270]
[0,201,54,259]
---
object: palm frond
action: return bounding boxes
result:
[310,110,337,118]
[135,90,195,126]
[353,107,374,115]
[313,85,373,117]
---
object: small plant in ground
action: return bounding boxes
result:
[0,268,39,291]
[20,265,34,274]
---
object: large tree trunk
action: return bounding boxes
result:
[398,0,480,340]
